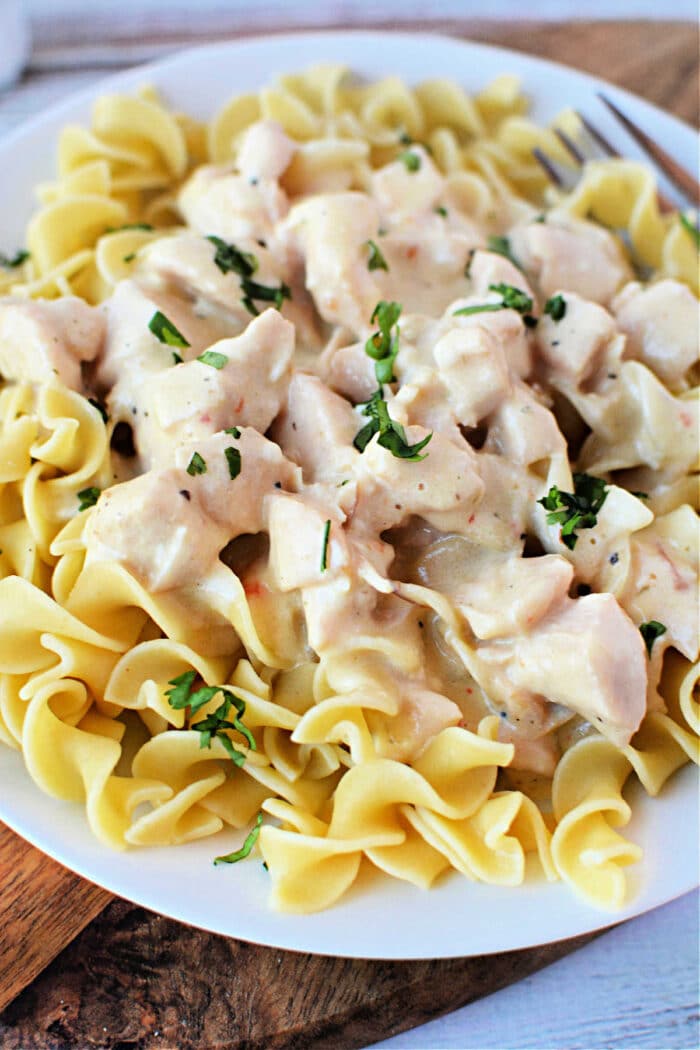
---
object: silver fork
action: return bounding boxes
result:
[533,93,700,215]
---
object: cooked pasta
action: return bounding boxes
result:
[0,65,697,914]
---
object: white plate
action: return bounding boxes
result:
[0,31,697,960]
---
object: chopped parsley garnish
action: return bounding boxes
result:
[106,222,154,234]
[197,350,227,370]
[544,294,567,322]
[122,252,137,264]
[632,491,649,500]
[87,397,108,423]
[165,674,256,766]
[148,311,190,349]
[164,670,197,709]
[354,388,432,461]
[398,150,421,172]
[435,205,448,218]
[320,519,331,572]
[0,248,29,268]
[77,486,100,511]
[240,278,291,317]
[365,300,402,385]
[486,235,522,271]
[207,235,257,277]
[356,300,432,460]
[225,426,241,438]
[224,446,241,480]
[214,812,263,866]
[679,214,700,249]
[172,351,183,364]
[454,283,536,326]
[537,473,608,550]
[186,451,207,476]
[366,239,389,272]
[639,620,667,656]
[205,235,290,315]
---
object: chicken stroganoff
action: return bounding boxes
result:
[0,67,697,912]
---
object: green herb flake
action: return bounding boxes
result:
[354,387,432,461]
[544,294,567,322]
[165,675,256,765]
[435,205,448,218]
[639,620,667,657]
[365,300,402,385]
[398,150,421,173]
[77,486,100,511]
[214,812,263,866]
[197,350,228,370]
[206,235,258,277]
[87,397,109,423]
[172,351,183,365]
[320,519,331,573]
[224,446,241,480]
[0,248,29,268]
[632,491,649,500]
[148,310,190,349]
[225,426,241,438]
[486,235,522,271]
[240,277,291,315]
[106,222,154,234]
[164,670,198,709]
[537,473,608,550]
[454,282,535,324]
[122,252,137,264]
[366,239,389,272]
[679,214,700,249]
[186,451,207,476]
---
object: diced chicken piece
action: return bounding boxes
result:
[353,426,484,535]
[139,232,292,329]
[172,430,299,533]
[447,306,532,379]
[484,383,567,466]
[433,325,512,427]
[284,192,381,331]
[179,165,289,243]
[621,510,700,662]
[98,280,236,465]
[236,120,296,182]
[536,292,624,388]
[370,147,443,224]
[0,296,104,391]
[323,339,377,404]
[468,249,535,301]
[86,429,299,593]
[613,279,700,390]
[85,469,229,592]
[148,310,294,457]
[487,593,648,747]
[456,555,573,639]
[266,492,349,591]
[509,218,631,305]
[272,372,359,484]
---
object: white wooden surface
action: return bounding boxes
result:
[1,7,699,1049]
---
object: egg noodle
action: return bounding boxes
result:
[0,65,697,913]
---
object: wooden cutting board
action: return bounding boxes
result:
[0,19,697,1050]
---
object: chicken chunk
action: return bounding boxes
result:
[536,291,624,388]
[272,372,359,484]
[613,279,700,390]
[510,217,631,305]
[0,296,104,391]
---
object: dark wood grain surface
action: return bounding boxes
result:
[1,19,697,1050]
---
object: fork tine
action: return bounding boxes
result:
[553,128,586,165]
[598,92,700,206]
[532,147,579,191]
[576,112,622,159]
